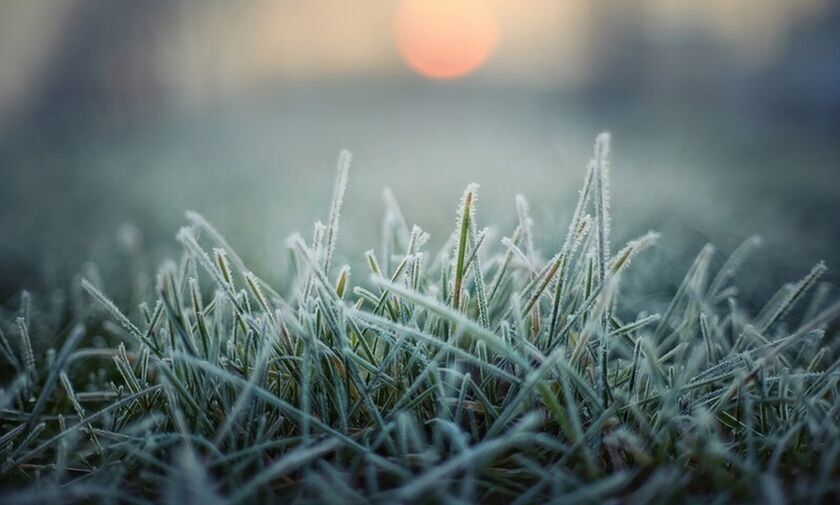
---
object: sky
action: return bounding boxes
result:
[0,0,832,125]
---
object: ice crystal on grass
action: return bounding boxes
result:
[2,135,840,504]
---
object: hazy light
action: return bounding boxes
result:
[394,0,498,79]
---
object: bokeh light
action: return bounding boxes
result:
[394,0,498,79]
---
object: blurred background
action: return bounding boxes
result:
[1,0,839,306]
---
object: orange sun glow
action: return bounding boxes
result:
[394,0,499,79]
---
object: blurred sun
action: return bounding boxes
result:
[394,0,499,79]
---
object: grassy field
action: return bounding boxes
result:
[1,134,839,503]
[3,87,839,302]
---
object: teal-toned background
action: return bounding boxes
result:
[1,1,838,308]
